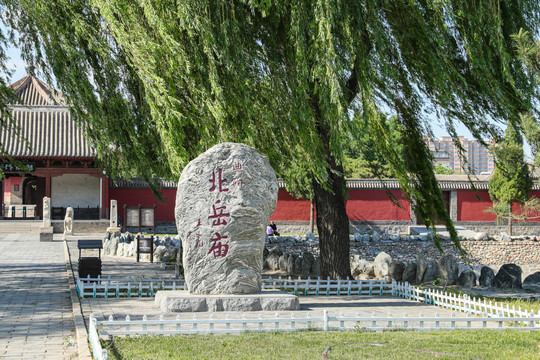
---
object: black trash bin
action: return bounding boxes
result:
[78,257,102,279]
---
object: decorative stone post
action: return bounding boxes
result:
[39,196,54,241]
[106,199,122,235]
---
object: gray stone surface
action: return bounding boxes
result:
[422,262,439,283]
[479,266,495,288]
[494,264,522,289]
[373,252,392,280]
[474,232,488,241]
[458,270,477,288]
[416,254,428,284]
[155,290,300,312]
[438,255,459,286]
[523,272,540,292]
[402,262,417,284]
[39,226,53,242]
[388,261,405,282]
[175,143,278,294]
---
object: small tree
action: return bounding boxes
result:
[488,119,532,235]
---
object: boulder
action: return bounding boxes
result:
[351,256,373,278]
[479,266,495,288]
[474,232,488,241]
[264,248,282,271]
[278,254,289,272]
[523,272,540,292]
[416,254,428,284]
[500,232,512,242]
[105,237,119,256]
[361,234,371,242]
[494,264,522,289]
[458,270,477,288]
[372,232,380,242]
[175,143,278,294]
[438,255,459,286]
[311,256,320,278]
[305,232,316,241]
[402,262,417,284]
[422,262,439,283]
[353,232,362,242]
[373,252,392,280]
[388,261,405,282]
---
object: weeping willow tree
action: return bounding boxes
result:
[1,1,539,278]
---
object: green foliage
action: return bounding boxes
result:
[1,0,540,256]
[433,164,455,175]
[488,119,533,230]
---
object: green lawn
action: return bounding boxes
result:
[103,329,540,360]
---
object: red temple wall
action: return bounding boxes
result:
[346,189,411,221]
[109,188,177,222]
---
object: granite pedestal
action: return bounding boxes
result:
[155,290,300,312]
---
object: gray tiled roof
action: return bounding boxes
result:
[116,176,540,191]
[1,75,95,158]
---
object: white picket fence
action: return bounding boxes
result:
[90,310,540,338]
[392,281,538,319]
[77,275,392,298]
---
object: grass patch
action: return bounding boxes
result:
[103,329,540,360]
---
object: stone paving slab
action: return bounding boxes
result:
[0,234,77,359]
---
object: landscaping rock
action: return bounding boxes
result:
[523,272,540,292]
[422,262,439,283]
[372,232,381,242]
[494,264,522,289]
[474,232,488,241]
[388,261,405,282]
[402,262,417,284]
[374,252,392,280]
[305,232,316,241]
[438,255,459,286]
[479,266,495,288]
[416,254,428,284]
[458,270,477,288]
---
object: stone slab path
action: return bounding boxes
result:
[0,234,77,359]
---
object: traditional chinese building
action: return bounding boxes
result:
[0,69,108,222]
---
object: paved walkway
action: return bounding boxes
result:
[0,234,77,359]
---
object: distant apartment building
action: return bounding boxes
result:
[427,136,495,175]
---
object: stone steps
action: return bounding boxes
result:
[0,220,43,233]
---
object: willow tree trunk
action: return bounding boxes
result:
[312,103,351,279]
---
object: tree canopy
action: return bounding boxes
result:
[1,0,539,277]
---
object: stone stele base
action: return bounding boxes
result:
[155,290,300,312]
[39,226,54,242]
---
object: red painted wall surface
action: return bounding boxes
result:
[270,189,311,221]
[109,188,177,222]
[346,189,411,221]
[457,190,495,222]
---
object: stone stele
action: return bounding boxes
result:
[175,142,278,295]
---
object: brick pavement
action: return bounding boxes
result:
[0,234,77,359]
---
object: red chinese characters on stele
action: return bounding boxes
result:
[205,165,242,258]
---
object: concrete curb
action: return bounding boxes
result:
[63,239,93,359]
